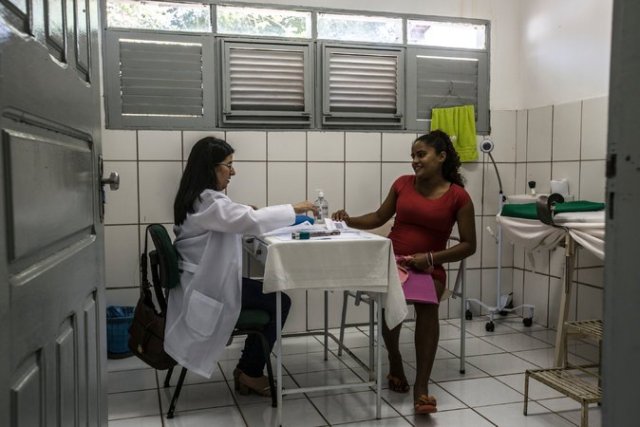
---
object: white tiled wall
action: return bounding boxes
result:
[138,162,182,223]
[552,101,581,161]
[526,106,553,162]
[307,132,344,161]
[103,96,607,331]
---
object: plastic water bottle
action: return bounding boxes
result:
[314,190,329,224]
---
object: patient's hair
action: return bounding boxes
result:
[174,137,235,225]
[414,130,465,187]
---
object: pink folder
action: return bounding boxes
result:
[396,264,438,304]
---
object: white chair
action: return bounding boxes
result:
[337,231,468,374]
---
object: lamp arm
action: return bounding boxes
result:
[487,152,504,195]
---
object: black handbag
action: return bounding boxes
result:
[128,226,177,370]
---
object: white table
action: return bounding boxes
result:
[243,230,408,427]
[497,210,605,366]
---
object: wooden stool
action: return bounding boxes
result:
[525,368,601,427]
[524,319,603,427]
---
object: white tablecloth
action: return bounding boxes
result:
[497,210,605,260]
[257,231,408,329]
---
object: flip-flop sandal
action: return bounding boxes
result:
[387,374,410,393]
[414,394,437,414]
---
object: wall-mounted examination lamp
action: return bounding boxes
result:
[480,138,494,153]
[481,137,503,195]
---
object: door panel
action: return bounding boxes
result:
[83,296,99,427]
[74,0,91,81]
[56,319,77,427]
[0,0,106,425]
[45,0,66,61]
[10,353,44,427]
[3,125,93,262]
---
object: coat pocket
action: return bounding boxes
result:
[185,290,224,337]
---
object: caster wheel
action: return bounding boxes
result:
[485,322,495,332]
[499,310,509,316]
[465,310,473,321]
[523,317,533,327]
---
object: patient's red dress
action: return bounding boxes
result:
[388,175,471,286]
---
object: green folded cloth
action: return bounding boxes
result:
[430,104,478,162]
[501,201,605,220]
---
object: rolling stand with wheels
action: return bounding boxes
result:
[464,138,534,331]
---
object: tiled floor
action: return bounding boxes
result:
[107,317,602,426]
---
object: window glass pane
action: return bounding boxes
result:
[408,20,486,49]
[217,6,311,38]
[318,13,402,44]
[106,0,211,32]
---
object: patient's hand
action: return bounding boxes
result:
[407,253,434,273]
[332,209,350,222]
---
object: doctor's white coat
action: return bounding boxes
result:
[164,190,295,378]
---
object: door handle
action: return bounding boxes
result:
[101,171,120,191]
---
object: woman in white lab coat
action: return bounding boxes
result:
[164,136,315,396]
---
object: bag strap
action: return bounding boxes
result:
[140,227,152,296]
[142,224,171,316]
[150,251,168,314]
[139,225,165,316]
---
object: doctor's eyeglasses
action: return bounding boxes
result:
[216,162,234,171]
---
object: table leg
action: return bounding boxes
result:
[460,259,467,374]
[369,299,375,381]
[376,293,382,419]
[276,291,283,426]
[554,236,575,367]
[324,290,329,361]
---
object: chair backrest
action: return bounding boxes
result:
[147,224,180,290]
[447,235,466,297]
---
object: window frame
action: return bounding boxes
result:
[320,44,405,128]
[101,1,491,132]
[104,30,216,129]
[219,38,314,128]
[405,45,490,133]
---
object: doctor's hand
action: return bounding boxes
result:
[331,209,350,223]
[293,201,317,216]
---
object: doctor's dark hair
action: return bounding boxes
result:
[174,137,235,225]
[414,130,465,187]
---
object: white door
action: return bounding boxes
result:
[0,0,110,425]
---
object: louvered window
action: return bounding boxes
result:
[221,40,312,127]
[322,46,404,127]
[105,31,215,129]
[406,47,489,132]
[103,5,490,132]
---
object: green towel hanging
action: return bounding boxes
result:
[430,105,478,162]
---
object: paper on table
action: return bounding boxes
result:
[270,231,368,242]
[262,221,359,238]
